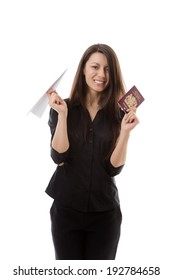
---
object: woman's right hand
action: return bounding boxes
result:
[46,88,68,117]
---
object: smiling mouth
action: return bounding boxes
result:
[94,80,105,84]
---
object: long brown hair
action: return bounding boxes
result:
[69,43,126,158]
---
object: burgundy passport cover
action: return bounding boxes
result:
[118,85,144,112]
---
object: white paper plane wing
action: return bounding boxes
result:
[28,68,67,118]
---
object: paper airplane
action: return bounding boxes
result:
[28,68,67,118]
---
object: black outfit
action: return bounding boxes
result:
[46,99,124,260]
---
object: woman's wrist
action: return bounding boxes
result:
[58,111,68,120]
[119,129,130,140]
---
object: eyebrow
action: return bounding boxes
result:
[91,62,99,65]
[91,62,108,67]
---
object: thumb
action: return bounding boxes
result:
[46,88,57,97]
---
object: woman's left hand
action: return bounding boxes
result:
[121,108,139,134]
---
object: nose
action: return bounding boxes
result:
[98,68,106,78]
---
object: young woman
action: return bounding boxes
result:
[46,43,139,260]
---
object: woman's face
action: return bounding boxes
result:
[83,52,109,94]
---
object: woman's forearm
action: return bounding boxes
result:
[52,114,69,153]
[110,108,139,168]
[110,131,130,168]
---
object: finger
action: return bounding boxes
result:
[124,110,134,120]
[56,94,64,103]
[126,106,137,113]
[46,88,57,97]
[125,112,136,123]
[48,94,59,107]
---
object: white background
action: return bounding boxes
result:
[0,0,173,279]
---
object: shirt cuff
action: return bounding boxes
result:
[106,162,124,177]
[51,147,70,164]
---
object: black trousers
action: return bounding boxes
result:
[50,201,122,260]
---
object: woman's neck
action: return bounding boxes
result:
[86,91,100,108]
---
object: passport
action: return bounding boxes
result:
[118,85,144,112]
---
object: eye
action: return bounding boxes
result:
[105,67,109,72]
[92,65,98,69]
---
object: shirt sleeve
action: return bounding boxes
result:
[106,161,124,177]
[51,147,70,164]
[48,108,70,164]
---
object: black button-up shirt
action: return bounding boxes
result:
[45,99,124,212]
